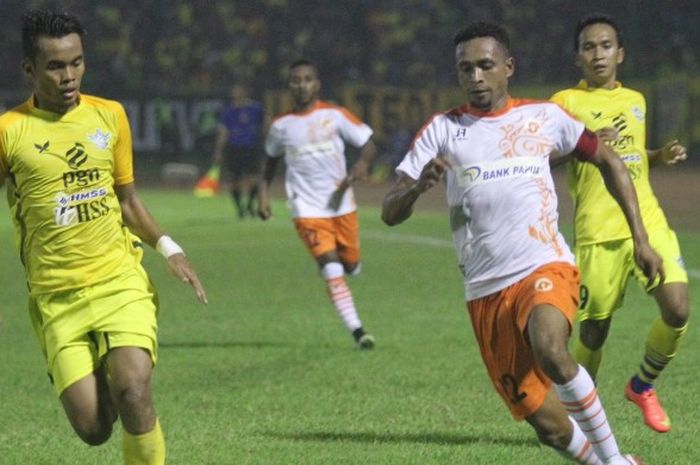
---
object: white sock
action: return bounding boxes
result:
[555,365,622,463]
[559,417,602,464]
[322,262,362,331]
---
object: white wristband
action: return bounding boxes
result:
[156,235,184,258]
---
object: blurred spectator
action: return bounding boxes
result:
[0,1,695,96]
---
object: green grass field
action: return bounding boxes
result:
[0,190,698,464]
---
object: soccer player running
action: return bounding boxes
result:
[382,22,661,464]
[259,59,377,349]
[211,83,265,219]
[0,10,207,464]
[550,13,690,433]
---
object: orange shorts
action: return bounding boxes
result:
[293,212,360,264]
[466,262,580,420]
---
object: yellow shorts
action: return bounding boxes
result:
[467,262,580,420]
[293,212,360,264]
[29,265,159,395]
[576,227,687,321]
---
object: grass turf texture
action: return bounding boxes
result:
[0,189,698,464]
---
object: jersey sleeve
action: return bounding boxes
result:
[550,103,585,156]
[572,129,599,161]
[0,127,8,175]
[395,114,444,180]
[0,110,21,176]
[264,121,285,157]
[336,107,373,148]
[549,90,568,108]
[112,102,135,185]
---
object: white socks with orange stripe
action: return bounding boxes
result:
[555,365,623,464]
[560,417,602,464]
[322,262,362,331]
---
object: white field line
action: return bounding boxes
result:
[361,229,453,248]
[363,228,700,280]
[266,220,700,278]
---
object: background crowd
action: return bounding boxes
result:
[0,0,697,96]
[0,1,697,176]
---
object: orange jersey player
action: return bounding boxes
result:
[259,59,378,349]
[382,22,661,465]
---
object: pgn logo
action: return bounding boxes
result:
[66,142,88,169]
[62,168,100,188]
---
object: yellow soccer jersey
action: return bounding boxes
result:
[0,94,141,294]
[551,80,668,245]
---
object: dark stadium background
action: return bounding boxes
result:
[1,0,698,179]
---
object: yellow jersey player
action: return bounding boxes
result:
[0,9,207,464]
[551,13,690,433]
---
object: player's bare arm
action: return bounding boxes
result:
[381,157,450,226]
[328,138,378,211]
[648,139,688,167]
[583,139,665,287]
[258,156,280,220]
[211,124,229,167]
[348,138,378,183]
[115,182,208,304]
[595,126,620,142]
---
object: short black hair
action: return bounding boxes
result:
[453,22,511,56]
[22,9,85,61]
[289,59,316,71]
[574,13,623,51]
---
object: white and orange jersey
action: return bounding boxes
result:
[396,98,587,300]
[265,100,373,218]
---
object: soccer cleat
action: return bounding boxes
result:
[357,333,375,350]
[625,381,671,433]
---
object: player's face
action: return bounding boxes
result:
[455,37,513,111]
[231,84,249,103]
[289,65,320,109]
[23,33,85,114]
[576,23,624,89]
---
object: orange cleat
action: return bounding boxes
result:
[625,381,671,433]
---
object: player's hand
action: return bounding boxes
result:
[328,177,352,211]
[416,157,451,193]
[327,187,345,211]
[349,159,370,182]
[595,127,619,142]
[167,253,208,304]
[660,139,688,165]
[633,241,666,289]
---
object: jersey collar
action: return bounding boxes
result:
[576,79,623,91]
[28,93,84,120]
[460,96,516,117]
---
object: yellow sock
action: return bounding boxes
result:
[572,338,602,380]
[637,318,688,384]
[123,418,165,465]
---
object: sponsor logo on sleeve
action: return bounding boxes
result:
[534,277,553,292]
